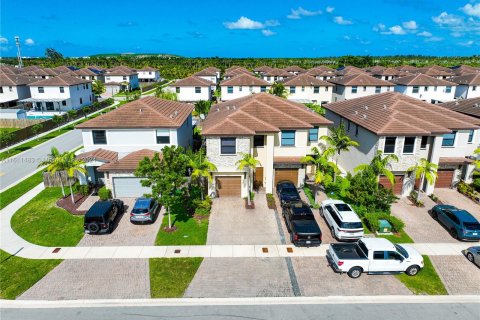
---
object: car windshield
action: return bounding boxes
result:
[464,222,480,230]
[292,214,314,220]
[282,187,298,196]
[394,244,409,258]
[334,203,351,211]
[85,216,104,222]
[341,222,363,229]
[132,208,149,214]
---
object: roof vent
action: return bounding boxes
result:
[354,110,359,115]
[216,108,220,112]
[232,106,236,110]
[455,102,459,105]
[475,103,479,107]
[174,110,178,116]
[383,104,387,109]
[139,108,142,113]
[364,105,368,110]
[363,114,368,119]
[226,106,230,110]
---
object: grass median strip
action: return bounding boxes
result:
[11,187,84,247]
[150,258,203,298]
[0,171,44,210]
[396,255,448,295]
[0,249,61,299]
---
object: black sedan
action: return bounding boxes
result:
[276,180,301,206]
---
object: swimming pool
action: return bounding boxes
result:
[26,115,54,120]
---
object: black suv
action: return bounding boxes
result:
[283,201,322,247]
[84,199,124,234]
[276,180,301,206]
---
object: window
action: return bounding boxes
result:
[420,136,428,149]
[313,86,319,93]
[325,86,329,92]
[260,86,266,92]
[442,131,457,147]
[363,86,367,92]
[355,124,359,137]
[86,83,89,89]
[253,135,265,147]
[80,98,83,104]
[434,86,438,92]
[468,130,474,143]
[403,137,416,154]
[156,129,170,144]
[0,87,3,93]
[412,86,419,93]
[195,87,201,93]
[473,86,477,91]
[59,86,64,93]
[8,86,12,92]
[373,251,385,260]
[38,87,44,93]
[424,86,428,92]
[220,137,236,154]
[249,86,253,92]
[446,86,452,93]
[351,86,357,94]
[281,130,295,146]
[106,76,110,81]
[267,76,271,81]
[227,86,233,94]
[239,86,243,92]
[387,251,403,260]
[123,76,127,81]
[384,137,396,154]
[176,87,180,93]
[347,120,351,132]
[375,86,381,94]
[92,130,107,144]
[62,101,66,106]
[309,127,319,142]
[290,86,296,94]
[301,86,305,92]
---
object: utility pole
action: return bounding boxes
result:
[15,36,23,68]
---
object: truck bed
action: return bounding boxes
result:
[330,243,367,260]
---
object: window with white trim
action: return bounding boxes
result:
[156,129,170,144]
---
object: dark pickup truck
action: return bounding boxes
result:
[283,201,322,247]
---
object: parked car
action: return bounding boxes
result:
[320,199,364,241]
[84,199,124,234]
[276,180,301,206]
[283,200,322,247]
[430,205,480,241]
[326,238,424,278]
[464,246,480,267]
[130,198,160,224]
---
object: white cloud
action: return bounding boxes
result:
[425,36,443,42]
[343,35,351,40]
[262,29,276,36]
[287,7,322,19]
[326,6,335,13]
[459,40,474,46]
[381,25,406,35]
[451,31,463,37]
[417,31,432,37]
[224,16,265,29]
[333,16,353,25]
[0,36,8,44]
[24,38,35,46]
[461,3,480,17]
[372,23,386,31]
[264,20,280,27]
[402,20,418,30]
[432,12,463,26]
[432,11,480,36]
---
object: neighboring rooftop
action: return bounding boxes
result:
[220,73,270,86]
[0,73,36,86]
[440,97,480,118]
[282,73,333,87]
[106,66,137,76]
[137,66,158,71]
[327,73,393,86]
[98,149,157,172]
[283,65,306,73]
[28,74,92,86]
[391,73,456,86]
[76,148,118,163]
[253,66,274,73]
[193,67,220,77]
[263,68,292,77]
[172,76,214,87]
[449,74,480,86]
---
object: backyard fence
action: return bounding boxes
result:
[42,171,77,188]
[0,118,45,128]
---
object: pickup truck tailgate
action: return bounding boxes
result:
[326,245,342,270]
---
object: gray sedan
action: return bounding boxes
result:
[465,246,480,267]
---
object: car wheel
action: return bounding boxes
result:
[347,267,362,279]
[467,252,475,263]
[319,207,324,217]
[406,265,420,276]
[290,233,294,244]
[87,222,100,234]
[432,211,438,221]
[108,223,114,233]
[450,229,458,240]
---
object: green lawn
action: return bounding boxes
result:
[0,249,61,299]
[0,171,44,210]
[396,255,448,295]
[11,187,84,247]
[377,231,414,244]
[150,258,203,298]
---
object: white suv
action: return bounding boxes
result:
[320,199,364,241]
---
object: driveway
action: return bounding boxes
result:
[434,189,480,219]
[430,255,480,295]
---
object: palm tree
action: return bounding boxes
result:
[474,147,480,169]
[189,150,217,200]
[62,151,87,203]
[92,80,105,96]
[193,100,212,119]
[269,82,288,98]
[38,147,67,197]
[301,147,339,203]
[407,158,438,197]
[355,150,399,186]
[236,153,261,206]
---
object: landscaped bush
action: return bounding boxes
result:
[472,178,480,192]
[324,175,350,198]
[457,181,479,202]
[364,212,405,233]
[266,193,276,209]
[193,196,212,216]
[303,186,320,209]
[408,190,424,207]
[98,186,111,201]
[75,184,90,196]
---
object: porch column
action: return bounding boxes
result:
[463,163,476,184]
[265,134,275,194]
[425,135,442,195]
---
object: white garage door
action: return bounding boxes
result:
[112,177,151,198]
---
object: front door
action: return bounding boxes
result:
[254,167,264,189]
[46,102,54,110]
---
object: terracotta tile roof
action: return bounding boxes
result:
[335,66,368,76]
[106,66,137,76]
[138,66,158,71]
[416,66,453,77]
[391,73,456,86]
[0,65,22,74]
[76,96,193,129]
[0,73,36,86]
[53,66,75,73]
[451,65,480,76]
[370,67,406,77]
[364,66,386,73]
[395,65,419,73]
[98,149,157,172]
[21,68,60,77]
[282,73,333,86]
[28,74,92,86]
[172,76,214,87]
[449,73,480,86]
[225,66,250,74]
[323,91,480,136]
[202,93,332,136]
[224,68,251,78]
[20,65,41,72]
[439,157,474,165]
[439,97,480,118]
[274,156,303,164]
[306,66,336,76]
[263,68,293,77]
[283,65,306,72]
[220,73,270,86]
[193,67,219,76]
[327,74,393,86]
[254,66,274,72]
[69,68,103,77]
[76,148,118,163]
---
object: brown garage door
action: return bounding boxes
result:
[379,175,404,195]
[435,169,454,188]
[216,176,241,197]
[275,169,298,186]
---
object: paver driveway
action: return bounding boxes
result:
[434,189,480,219]
[430,255,480,295]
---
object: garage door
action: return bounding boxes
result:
[275,169,298,186]
[113,177,152,198]
[379,175,404,195]
[435,169,454,188]
[216,176,241,197]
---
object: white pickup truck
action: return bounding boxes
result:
[326,238,424,278]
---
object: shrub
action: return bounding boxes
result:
[303,186,320,209]
[75,184,90,196]
[364,212,405,233]
[472,178,480,192]
[98,186,111,201]
[193,196,212,216]
[266,193,276,209]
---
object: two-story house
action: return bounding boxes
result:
[0,73,34,108]
[450,74,480,99]
[68,68,105,83]
[75,96,194,197]
[323,92,480,197]
[223,66,251,80]
[283,66,305,75]
[137,67,161,83]
[202,93,332,197]
[369,67,407,81]
[282,74,333,105]
[104,66,139,94]
[167,76,214,102]
[220,74,270,101]
[23,75,93,112]
[392,74,457,104]
[328,74,394,102]
[261,68,292,84]
[20,67,60,79]
[417,66,454,79]
[335,66,367,77]
[193,67,221,84]
[306,66,336,80]
[253,66,273,75]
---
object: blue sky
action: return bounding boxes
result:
[1,0,479,57]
